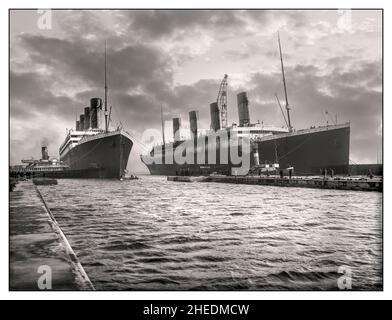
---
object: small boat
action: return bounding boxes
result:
[32,178,58,185]
[120,175,139,181]
[248,163,280,175]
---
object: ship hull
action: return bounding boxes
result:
[60,131,133,179]
[256,124,350,175]
[141,124,350,176]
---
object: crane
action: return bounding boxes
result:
[217,74,228,129]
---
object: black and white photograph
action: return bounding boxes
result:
[8,8,383,295]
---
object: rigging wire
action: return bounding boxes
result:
[111,104,150,153]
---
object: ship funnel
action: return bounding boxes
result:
[79,114,85,131]
[189,110,199,139]
[210,102,220,131]
[173,117,181,142]
[237,92,250,127]
[41,146,49,161]
[76,120,80,131]
[90,98,101,129]
[84,107,91,130]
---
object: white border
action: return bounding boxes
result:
[2,0,389,300]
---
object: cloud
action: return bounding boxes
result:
[20,33,171,90]
[10,71,77,120]
[127,10,243,39]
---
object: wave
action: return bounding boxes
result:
[267,269,339,283]
[101,241,152,251]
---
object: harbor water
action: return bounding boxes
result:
[38,175,382,290]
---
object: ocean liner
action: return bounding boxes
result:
[58,47,133,179]
[141,35,350,176]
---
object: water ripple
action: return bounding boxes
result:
[38,175,382,290]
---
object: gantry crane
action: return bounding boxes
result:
[217,74,228,129]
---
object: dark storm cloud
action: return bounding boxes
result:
[112,93,158,125]
[109,45,173,90]
[10,69,79,164]
[13,32,176,134]
[20,34,104,87]
[127,10,308,40]
[11,8,310,126]
[10,71,76,119]
[330,60,382,91]
[128,10,242,39]
[20,34,172,91]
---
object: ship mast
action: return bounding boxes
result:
[275,93,289,128]
[161,104,165,145]
[278,32,292,132]
[104,42,108,133]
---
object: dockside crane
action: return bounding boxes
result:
[217,74,228,129]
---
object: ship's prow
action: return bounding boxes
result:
[60,129,133,179]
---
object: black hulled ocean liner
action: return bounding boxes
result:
[140,100,350,176]
[58,48,133,179]
[141,36,350,176]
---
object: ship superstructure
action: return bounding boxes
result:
[10,146,69,175]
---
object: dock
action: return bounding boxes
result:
[167,175,382,192]
[10,180,94,290]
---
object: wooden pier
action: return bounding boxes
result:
[9,180,94,290]
[167,175,382,192]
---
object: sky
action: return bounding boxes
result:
[10,9,382,173]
